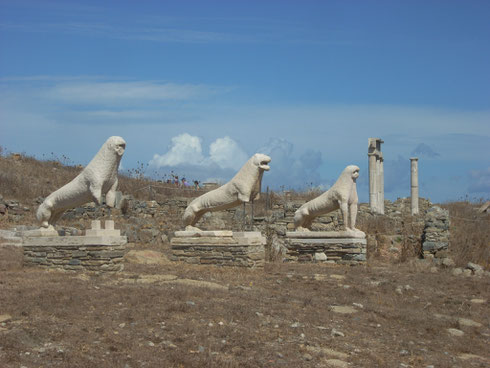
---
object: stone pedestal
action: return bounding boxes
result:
[170,231,265,267]
[285,231,366,264]
[22,221,127,272]
[85,220,121,237]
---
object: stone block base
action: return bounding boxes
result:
[285,231,366,264]
[23,235,127,272]
[171,231,265,267]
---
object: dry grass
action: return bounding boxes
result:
[0,153,82,202]
[0,150,207,203]
[443,201,490,269]
[1,149,489,367]
[0,247,489,367]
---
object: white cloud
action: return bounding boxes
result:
[209,136,248,170]
[149,133,249,169]
[148,133,250,183]
[46,81,216,104]
[149,133,204,167]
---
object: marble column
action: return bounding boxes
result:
[368,138,384,214]
[378,154,384,214]
[410,157,419,215]
[368,139,378,212]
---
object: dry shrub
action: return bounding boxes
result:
[399,215,424,261]
[357,214,393,235]
[443,201,490,269]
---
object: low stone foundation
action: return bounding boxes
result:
[170,230,265,267]
[22,220,127,272]
[285,231,366,265]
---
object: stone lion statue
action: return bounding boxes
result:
[294,165,364,236]
[183,153,271,230]
[36,136,126,229]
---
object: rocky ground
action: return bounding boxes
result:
[0,244,489,368]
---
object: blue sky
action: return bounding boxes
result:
[0,0,489,203]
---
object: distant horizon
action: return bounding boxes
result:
[1,1,489,203]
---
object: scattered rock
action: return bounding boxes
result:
[124,250,170,265]
[0,314,12,323]
[166,279,228,291]
[447,328,464,337]
[463,269,472,277]
[305,346,348,359]
[120,274,178,284]
[303,353,313,361]
[331,328,345,337]
[466,262,483,273]
[458,353,488,363]
[314,252,327,261]
[330,306,357,314]
[441,258,455,267]
[458,318,482,328]
[314,274,329,281]
[452,268,463,276]
[324,358,349,368]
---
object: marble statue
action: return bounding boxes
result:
[36,136,126,229]
[294,165,364,236]
[183,153,271,230]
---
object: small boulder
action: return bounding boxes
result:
[124,250,170,265]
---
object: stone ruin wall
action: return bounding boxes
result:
[1,194,449,264]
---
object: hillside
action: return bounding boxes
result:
[0,150,489,367]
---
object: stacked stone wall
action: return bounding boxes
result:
[422,206,450,257]
[171,232,265,268]
[2,193,445,265]
[23,236,126,272]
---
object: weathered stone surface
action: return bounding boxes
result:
[36,136,126,229]
[163,279,228,291]
[294,165,364,237]
[124,250,170,265]
[171,231,265,267]
[458,318,482,328]
[324,358,349,368]
[284,233,366,265]
[422,206,450,258]
[182,153,271,230]
[174,230,233,237]
[305,346,349,359]
[286,230,365,239]
[23,233,126,272]
[447,328,464,337]
[330,305,357,314]
[0,314,12,323]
